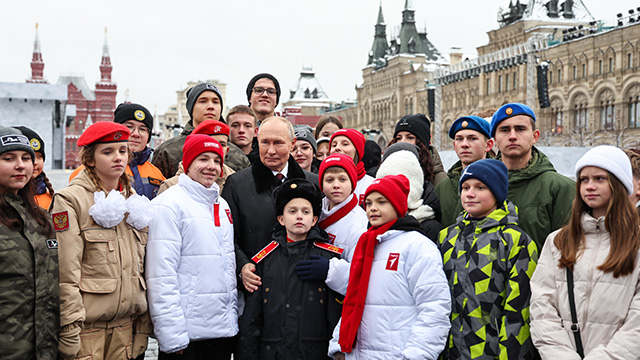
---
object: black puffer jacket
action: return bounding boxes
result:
[419,181,442,242]
[221,156,318,274]
[237,225,343,360]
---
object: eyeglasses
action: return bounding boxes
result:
[124,124,150,136]
[252,87,277,96]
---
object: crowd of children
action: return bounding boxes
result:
[3,91,640,360]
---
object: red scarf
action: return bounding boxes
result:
[318,194,358,230]
[356,162,366,181]
[339,219,397,353]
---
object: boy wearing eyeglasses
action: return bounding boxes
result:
[246,73,281,123]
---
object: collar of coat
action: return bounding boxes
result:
[251,155,307,193]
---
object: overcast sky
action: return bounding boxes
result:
[2,0,637,116]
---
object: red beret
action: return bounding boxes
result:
[182,134,225,177]
[330,129,365,161]
[77,121,130,147]
[365,174,410,217]
[318,153,357,192]
[193,120,230,137]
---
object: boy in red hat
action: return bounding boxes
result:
[329,174,451,360]
[158,120,235,193]
[146,134,238,359]
[296,153,368,295]
[237,178,342,360]
[329,129,374,206]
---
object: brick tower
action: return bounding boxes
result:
[93,27,117,123]
[27,23,47,84]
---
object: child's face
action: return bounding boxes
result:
[87,142,128,183]
[330,136,358,164]
[187,152,222,188]
[365,191,398,227]
[277,198,318,241]
[579,166,612,219]
[322,168,352,208]
[316,142,330,161]
[461,178,498,218]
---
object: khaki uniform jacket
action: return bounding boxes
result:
[51,170,149,333]
[0,194,59,360]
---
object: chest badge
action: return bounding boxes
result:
[385,253,400,271]
[46,239,58,249]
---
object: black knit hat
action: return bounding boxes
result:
[246,73,281,106]
[394,113,431,146]
[273,178,322,216]
[1,126,35,161]
[114,103,154,142]
[186,83,224,120]
[14,126,45,161]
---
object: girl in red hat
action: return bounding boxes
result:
[51,121,152,360]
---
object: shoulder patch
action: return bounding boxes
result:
[252,241,279,264]
[46,239,58,249]
[314,241,344,255]
[148,177,163,187]
[52,211,70,232]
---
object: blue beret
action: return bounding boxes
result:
[459,159,509,205]
[490,103,536,137]
[448,116,491,139]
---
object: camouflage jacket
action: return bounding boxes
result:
[151,121,195,178]
[0,194,59,360]
[226,142,250,172]
[438,200,538,360]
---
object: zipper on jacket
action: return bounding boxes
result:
[581,217,602,337]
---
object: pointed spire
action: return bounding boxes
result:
[377,1,385,24]
[404,0,414,10]
[102,27,110,57]
[27,22,47,84]
[99,27,113,83]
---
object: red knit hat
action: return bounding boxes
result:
[330,129,365,161]
[364,174,410,217]
[193,120,230,137]
[318,153,358,192]
[77,121,130,147]
[182,134,225,176]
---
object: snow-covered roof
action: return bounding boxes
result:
[523,0,594,22]
[57,75,96,101]
[0,82,67,100]
[288,68,330,101]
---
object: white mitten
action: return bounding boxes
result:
[88,190,127,228]
[126,194,153,230]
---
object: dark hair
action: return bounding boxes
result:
[314,115,343,139]
[0,178,53,237]
[41,171,55,196]
[388,136,435,183]
[555,170,640,277]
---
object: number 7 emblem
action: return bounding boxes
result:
[386,253,400,271]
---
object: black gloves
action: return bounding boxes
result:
[295,255,330,281]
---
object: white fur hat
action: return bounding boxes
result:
[575,145,633,195]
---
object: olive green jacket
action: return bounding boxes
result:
[497,146,575,250]
[435,160,464,229]
[0,194,59,360]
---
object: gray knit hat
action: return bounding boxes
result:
[0,126,35,161]
[186,83,224,120]
[294,128,317,154]
[382,142,420,163]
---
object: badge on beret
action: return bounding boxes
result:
[134,110,146,121]
[113,131,123,141]
[505,107,513,115]
[52,211,70,232]
[461,121,468,128]
[291,183,298,189]
[30,138,41,151]
[214,125,222,133]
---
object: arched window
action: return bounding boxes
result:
[626,84,640,128]
[551,97,564,134]
[572,93,588,131]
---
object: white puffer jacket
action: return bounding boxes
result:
[146,174,238,353]
[530,213,640,359]
[328,229,451,360]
